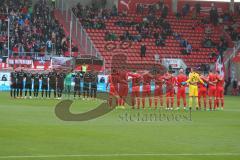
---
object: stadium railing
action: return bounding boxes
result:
[55,0,104,62]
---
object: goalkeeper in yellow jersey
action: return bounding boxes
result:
[182,68,207,110]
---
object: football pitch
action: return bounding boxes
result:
[0,92,240,160]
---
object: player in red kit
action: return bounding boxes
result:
[176,69,187,110]
[164,71,176,110]
[198,74,208,110]
[106,69,119,108]
[118,66,129,107]
[129,71,142,109]
[142,71,154,108]
[207,70,218,110]
[216,71,225,110]
[154,71,164,109]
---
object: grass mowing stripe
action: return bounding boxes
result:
[0,153,240,159]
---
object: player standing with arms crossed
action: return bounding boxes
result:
[49,71,57,99]
[118,66,129,107]
[164,70,176,110]
[176,69,188,110]
[182,68,206,110]
[106,69,119,108]
[24,71,33,98]
[90,68,98,99]
[154,71,164,109]
[10,71,17,98]
[207,70,218,110]
[216,71,225,110]
[198,73,208,110]
[33,73,40,98]
[142,71,154,108]
[16,70,24,98]
[74,72,82,99]
[41,72,49,99]
[129,70,142,109]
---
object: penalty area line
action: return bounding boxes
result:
[0,153,240,159]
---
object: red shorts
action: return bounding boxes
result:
[166,90,174,97]
[109,85,118,96]
[142,85,151,97]
[154,87,163,97]
[131,86,140,97]
[208,86,216,97]
[177,87,186,98]
[198,88,207,98]
[216,87,224,98]
[119,84,128,97]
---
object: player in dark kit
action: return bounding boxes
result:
[10,71,18,98]
[48,71,57,98]
[33,73,40,98]
[24,72,33,98]
[41,73,49,98]
[57,72,65,99]
[83,71,92,99]
[90,70,98,99]
[74,72,82,98]
[16,70,24,98]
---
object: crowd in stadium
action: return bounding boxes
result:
[0,0,75,57]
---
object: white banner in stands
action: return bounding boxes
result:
[0,71,11,91]
[162,58,182,69]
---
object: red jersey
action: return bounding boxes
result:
[208,73,217,86]
[119,70,128,85]
[216,75,224,88]
[129,73,142,87]
[176,73,187,88]
[164,74,176,91]
[108,73,119,86]
[155,75,164,87]
[143,73,153,85]
[198,76,207,89]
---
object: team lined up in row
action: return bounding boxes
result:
[10,70,98,99]
[107,68,224,110]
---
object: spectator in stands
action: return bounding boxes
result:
[111,5,118,16]
[205,25,212,36]
[161,5,168,18]
[173,32,181,41]
[208,52,217,61]
[232,79,238,96]
[217,37,228,54]
[136,4,144,14]
[182,3,190,17]
[140,44,146,58]
[105,31,117,41]
[209,3,219,25]
[203,36,215,48]
[195,3,201,16]
[72,46,78,53]
[186,43,192,54]
[132,34,142,42]
[0,41,3,56]
[46,39,52,54]
[180,39,188,47]
[175,12,182,20]
[155,36,165,47]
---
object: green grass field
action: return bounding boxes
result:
[0,92,240,160]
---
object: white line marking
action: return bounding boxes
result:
[0,153,240,159]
